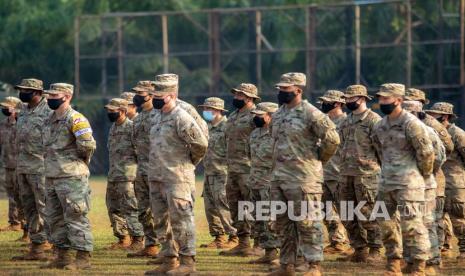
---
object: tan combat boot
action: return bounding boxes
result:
[324,243,350,254]
[127,236,145,252]
[40,248,74,269]
[16,229,30,243]
[337,246,369,262]
[107,235,131,250]
[409,259,426,276]
[166,255,196,275]
[200,234,228,249]
[295,256,309,272]
[0,223,22,232]
[367,247,383,263]
[224,235,238,248]
[384,258,402,276]
[11,242,48,261]
[424,264,437,276]
[127,244,160,258]
[64,250,91,270]
[145,256,179,275]
[219,235,253,256]
[303,262,322,276]
[267,263,295,276]
[249,248,279,264]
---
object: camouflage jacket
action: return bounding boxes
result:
[133,108,152,177]
[423,124,446,190]
[225,105,256,174]
[339,109,381,176]
[16,97,51,174]
[422,114,454,155]
[0,117,17,169]
[323,113,346,182]
[148,104,208,198]
[249,127,274,189]
[443,124,465,189]
[177,99,209,137]
[203,116,228,176]
[43,106,96,178]
[271,100,339,192]
[372,110,434,192]
[107,118,137,181]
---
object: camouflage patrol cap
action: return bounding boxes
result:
[44,83,74,95]
[198,97,228,112]
[121,92,136,104]
[318,90,345,104]
[152,74,178,96]
[376,83,405,98]
[105,98,129,111]
[402,100,423,113]
[251,102,279,115]
[132,80,155,94]
[425,102,457,118]
[405,88,429,104]
[275,72,306,88]
[231,83,260,99]
[344,85,372,100]
[0,97,22,111]
[15,78,43,91]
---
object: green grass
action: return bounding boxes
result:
[0,177,463,275]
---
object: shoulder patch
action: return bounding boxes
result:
[71,112,92,138]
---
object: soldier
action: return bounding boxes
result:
[317,90,350,254]
[40,83,96,270]
[145,74,208,275]
[338,85,383,263]
[269,72,340,276]
[425,102,465,260]
[198,97,237,249]
[121,91,138,120]
[372,83,433,275]
[0,97,24,232]
[12,78,52,261]
[126,81,160,258]
[220,83,260,257]
[104,98,144,251]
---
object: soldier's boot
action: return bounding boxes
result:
[166,255,196,275]
[295,256,309,272]
[402,261,413,274]
[127,244,160,258]
[424,264,437,276]
[249,238,265,257]
[145,257,179,275]
[127,236,145,252]
[249,248,279,264]
[366,247,383,263]
[11,242,48,261]
[16,229,30,243]
[303,262,322,276]
[456,252,465,260]
[266,264,295,276]
[219,235,253,256]
[224,235,238,249]
[200,234,228,249]
[337,247,369,263]
[409,260,426,276]
[269,259,281,272]
[384,258,402,276]
[146,256,165,265]
[0,223,22,232]
[324,243,350,254]
[64,250,91,270]
[43,241,53,253]
[40,248,74,269]
[107,235,131,250]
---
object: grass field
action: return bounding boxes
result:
[0,176,463,275]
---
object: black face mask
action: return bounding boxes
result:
[436,116,446,123]
[346,101,360,111]
[133,95,148,107]
[19,92,35,103]
[152,98,166,110]
[417,111,426,120]
[253,116,266,128]
[233,98,246,109]
[321,102,336,114]
[47,97,65,110]
[277,91,296,105]
[380,102,398,115]
[1,109,11,117]
[107,112,120,122]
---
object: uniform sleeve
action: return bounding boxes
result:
[428,128,446,173]
[70,112,96,165]
[371,122,383,163]
[369,114,383,164]
[308,109,340,163]
[406,120,434,177]
[455,128,465,166]
[428,116,454,154]
[177,114,208,166]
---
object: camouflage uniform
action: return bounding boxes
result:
[372,84,433,264]
[15,79,51,245]
[43,83,96,252]
[271,73,340,265]
[105,98,144,240]
[199,97,236,239]
[339,85,382,254]
[120,92,138,120]
[318,90,349,249]
[0,97,24,228]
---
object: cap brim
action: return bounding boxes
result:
[345,94,373,100]
[132,87,153,93]
[197,104,228,112]
[104,105,120,110]
[404,96,430,105]
[230,88,261,99]
[0,103,13,108]
[424,110,457,118]
[375,92,393,98]
[318,96,345,103]
[14,85,43,91]
[251,110,266,115]
[275,83,293,88]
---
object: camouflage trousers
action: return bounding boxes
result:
[445,188,465,252]
[18,173,47,244]
[203,174,236,237]
[338,175,382,250]
[226,172,252,237]
[436,197,447,251]
[322,180,349,246]
[149,181,195,257]
[4,168,24,226]
[271,181,324,265]
[377,188,430,261]
[45,176,93,251]
[135,174,159,246]
[441,212,454,250]
[106,181,144,238]
[250,187,281,249]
